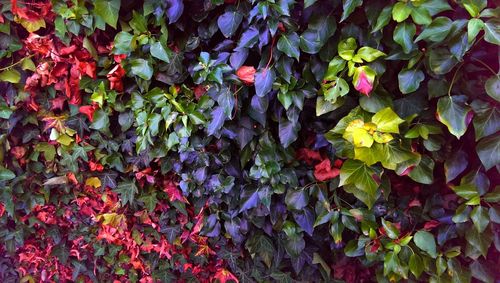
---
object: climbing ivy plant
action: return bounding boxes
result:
[0,0,499,282]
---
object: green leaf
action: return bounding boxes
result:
[410,6,432,25]
[130,58,153,80]
[94,0,121,28]
[398,68,425,94]
[0,69,20,83]
[470,206,489,233]
[471,100,500,141]
[409,254,424,278]
[465,226,493,258]
[285,189,309,210]
[324,56,346,80]
[316,96,344,116]
[476,134,500,170]
[355,47,386,62]
[113,32,135,54]
[323,77,349,103]
[304,0,318,8]
[339,159,380,209]
[90,109,110,134]
[381,219,399,239]
[468,18,484,43]
[483,19,500,45]
[436,96,472,139]
[428,48,459,75]
[462,0,487,17]
[489,207,500,223]
[217,10,243,38]
[341,0,363,22]
[485,76,500,102]
[114,179,138,206]
[150,41,170,63]
[372,5,392,32]
[392,2,412,23]
[393,22,416,54]
[0,167,15,181]
[444,150,468,183]
[338,37,357,61]
[408,155,435,184]
[415,17,452,42]
[372,107,405,134]
[450,183,479,200]
[277,32,300,61]
[129,11,147,33]
[414,230,437,258]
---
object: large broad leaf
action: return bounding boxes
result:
[323,77,349,103]
[398,68,425,94]
[483,19,500,45]
[372,107,405,134]
[130,58,153,80]
[408,155,435,184]
[485,76,500,102]
[413,231,437,258]
[0,167,15,181]
[150,41,170,63]
[415,17,452,42]
[436,95,472,139]
[285,189,309,210]
[279,119,300,148]
[0,69,20,83]
[427,48,459,75]
[476,134,500,170]
[444,150,468,183]
[207,106,225,136]
[470,206,489,233]
[340,0,363,22]
[339,159,380,208]
[90,109,110,134]
[465,227,493,258]
[94,0,121,28]
[255,68,275,97]
[471,100,500,141]
[300,13,336,54]
[217,10,243,38]
[393,22,416,54]
[165,0,184,24]
[277,32,300,61]
[113,32,135,54]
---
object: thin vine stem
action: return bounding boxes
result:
[0,54,35,72]
[447,63,464,97]
[471,57,498,77]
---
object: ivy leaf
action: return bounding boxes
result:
[0,167,15,181]
[468,18,484,42]
[393,22,416,54]
[217,10,243,38]
[465,226,493,258]
[392,2,412,23]
[130,58,153,80]
[398,68,425,94]
[285,189,309,210]
[300,13,336,54]
[277,32,300,61]
[207,106,225,136]
[255,68,275,97]
[372,107,405,134]
[279,120,300,148]
[410,6,432,25]
[483,19,500,45]
[436,96,472,139]
[323,77,349,103]
[94,0,121,28]
[115,179,138,206]
[165,0,184,24]
[90,109,110,134]
[444,150,468,183]
[476,134,500,170]
[485,76,500,102]
[0,69,20,83]
[150,41,170,63]
[408,155,435,184]
[470,206,489,233]
[355,47,386,62]
[341,0,363,22]
[409,254,424,278]
[372,5,392,32]
[471,100,500,141]
[415,17,452,42]
[304,0,318,8]
[413,230,437,258]
[113,32,135,54]
[339,159,379,209]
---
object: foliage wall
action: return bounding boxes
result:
[0,0,499,282]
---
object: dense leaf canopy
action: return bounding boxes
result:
[0,0,499,282]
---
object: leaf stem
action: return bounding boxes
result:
[471,57,498,77]
[447,63,464,97]
[0,54,35,72]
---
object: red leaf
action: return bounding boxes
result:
[296,148,322,165]
[79,104,98,122]
[213,268,239,283]
[354,70,373,96]
[423,220,440,231]
[236,66,256,85]
[314,159,340,181]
